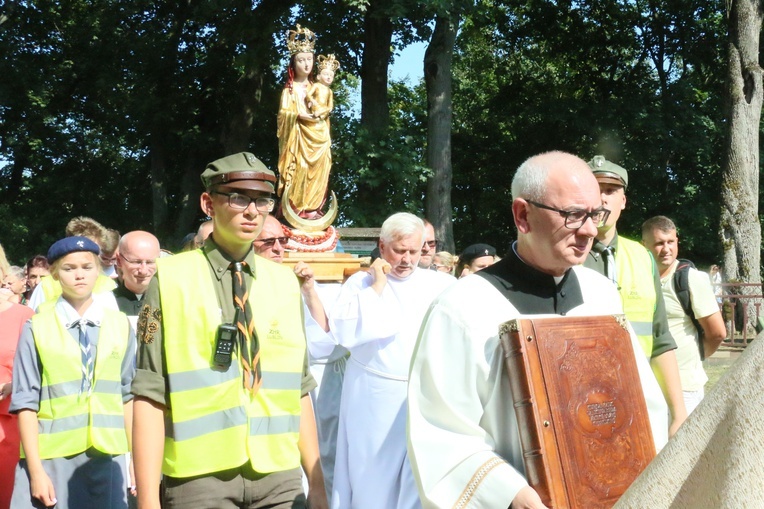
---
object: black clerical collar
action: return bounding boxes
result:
[114,280,140,301]
[477,243,584,315]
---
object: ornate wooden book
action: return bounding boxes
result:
[499,315,656,509]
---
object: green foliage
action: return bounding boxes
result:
[0,0,740,269]
[447,0,728,262]
[331,80,430,226]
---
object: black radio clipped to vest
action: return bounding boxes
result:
[213,308,239,370]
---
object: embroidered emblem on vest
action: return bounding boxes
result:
[138,305,162,344]
[267,319,282,340]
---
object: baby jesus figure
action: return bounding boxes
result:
[307,54,340,121]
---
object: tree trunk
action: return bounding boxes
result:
[219,0,294,154]
[174,158,203,246]
[150,142,169,239]
[221,69,263,155]
[355,0,394,225]
[424,13,459,254]
[360,0,393,136]
[720,0,763,331]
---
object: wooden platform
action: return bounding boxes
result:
[283,252,368,282]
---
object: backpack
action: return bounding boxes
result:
[673,259,706,360]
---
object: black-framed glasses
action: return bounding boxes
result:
[527,200,611,229]
[119,252,157,268]
[212,191,275,212]
[254,236,289,248]
[422,240,438,250]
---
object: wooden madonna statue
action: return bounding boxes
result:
[277,24,340,241]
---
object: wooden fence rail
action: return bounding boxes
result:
[717,283,762,346]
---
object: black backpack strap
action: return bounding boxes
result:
[673,259,706,360]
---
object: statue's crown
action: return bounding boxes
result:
[287,24,316,55]
[317,54,340,73]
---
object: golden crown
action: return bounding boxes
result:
[287,24,316,55]
[317,54,340,73]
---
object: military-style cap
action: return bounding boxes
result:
[460,243,496,264]
[47,236,100,264]
[588,155,628,188]
[201,152,277,193]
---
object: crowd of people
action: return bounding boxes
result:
[0,150,740,509]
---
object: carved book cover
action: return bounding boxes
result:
[498,315,655,509]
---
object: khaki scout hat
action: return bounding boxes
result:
[588,155,628,189]
[200,152,277,193]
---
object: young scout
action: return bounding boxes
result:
[131,152,327,509]
[10,237,136,509]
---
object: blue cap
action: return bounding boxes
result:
[47,236,100,264]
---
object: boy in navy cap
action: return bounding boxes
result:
[10,237,136,509]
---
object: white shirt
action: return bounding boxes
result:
[660,262,720,391]
[304,282,346,363]
[329,268,454,378]
[407,265,668,509]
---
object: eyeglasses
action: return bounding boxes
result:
[422,240,437,250]
[254,236,289,248]
[119,252,157,268]
[526,200,611,229]
[212,191,275,212]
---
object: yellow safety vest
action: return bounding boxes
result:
[616,236,657,357]
[40,274,117,305]
[29,308,129,459]
[158,250,304,478]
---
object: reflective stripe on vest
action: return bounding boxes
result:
[29,309,129,459]
[158,251,304,478]
[616,236,657,357]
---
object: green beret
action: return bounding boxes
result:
[588,155,628,188]
[201,152,277,193]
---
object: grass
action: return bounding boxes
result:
[704,362,730,390]
[703,346,745,390]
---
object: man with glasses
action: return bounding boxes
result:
[408,151,668,509]
[583,156,687,437]
[253,215,290,264]
[113,231,161,318]
[194,220,213,249]
[132,152,327,509]
[418,220,437,270]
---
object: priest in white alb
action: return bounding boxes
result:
[329,212,454,509]
[407,152,669,509]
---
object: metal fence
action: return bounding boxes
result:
[717,283,762,346]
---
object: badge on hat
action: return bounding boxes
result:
[587,155,628,188]
[200,152,277,193]
[47,236,101,264]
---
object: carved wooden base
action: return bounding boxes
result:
[282,252,365,282]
